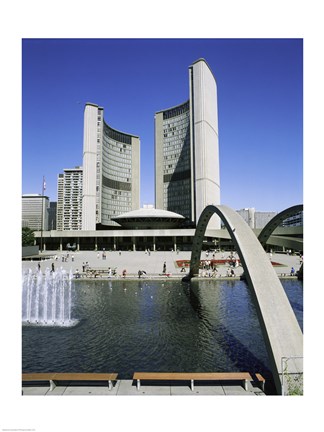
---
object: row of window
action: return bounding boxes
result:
[103,123,133,145]
[162,101,190,119]
[102,150,132,164]
[163,121,189,131]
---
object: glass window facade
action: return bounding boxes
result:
[101,123,133,226]
[161,101,191,219]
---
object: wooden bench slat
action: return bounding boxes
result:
[22,373,118,391]
[133,372,252,380]
[255,373,266,391]
[22,373,117,381]
[255,373,265,381]
[51,373,118,381]
[133,372,255,392]
[22,373,56,381]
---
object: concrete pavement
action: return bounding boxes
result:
[22,379,266,396]
[22,249,302,280]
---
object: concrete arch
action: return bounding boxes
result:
[183,205,303,394]
[258,204,303,248]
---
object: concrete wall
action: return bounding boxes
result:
[22,245,39,257]
[154,112,164,210]
[190,59,220,229]
[82,104,99,230]
[131,136,141,211]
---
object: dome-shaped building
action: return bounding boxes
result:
[112,207,185,229]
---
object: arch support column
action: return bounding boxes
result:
[184,204,303,395]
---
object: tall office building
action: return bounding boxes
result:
[82,103,140,230]
[56,167,83,231]
[22,194,49,231]
[48,202,57,230]
[155,59,220,229]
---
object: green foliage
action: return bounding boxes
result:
[286,373,303,396]
[283,360,303,396]
[22,227,35,246]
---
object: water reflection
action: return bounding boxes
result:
[22,278,302,391]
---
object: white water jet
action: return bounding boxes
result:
[51,270,57,323]
[35,270,42,323]
[22,267,77,327]
[68,269,72,322]
[43,268,50,324]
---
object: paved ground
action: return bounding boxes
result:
[22,249,302,280]
[22,379,266,396]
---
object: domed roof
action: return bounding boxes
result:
[112,208,185,229]
[114,208,185,219]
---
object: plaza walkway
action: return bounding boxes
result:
[22,249,302,280]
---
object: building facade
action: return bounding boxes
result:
[48,202,57,230]
[255,211,278,229]
[56,167,83,231]
[82,103,140,230]
[281,211,303,227]
[236,208,278,229]
[236,208,256,228]
[22,194,49,231]
[155,59,220,229]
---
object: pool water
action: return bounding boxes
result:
[22,278,303,391]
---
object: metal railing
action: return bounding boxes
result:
[281,356,303,395]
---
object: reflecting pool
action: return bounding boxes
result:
[22,278,303,391]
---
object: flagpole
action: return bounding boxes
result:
[40,176,45,252]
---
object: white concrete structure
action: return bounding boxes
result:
[56,167,83,231]
[82,103,140,230]
[155,59,220,229]
[185,204,303,395]
[112,207,185,229]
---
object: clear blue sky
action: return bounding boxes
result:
[22,38,303,212]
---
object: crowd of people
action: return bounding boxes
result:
[31,248,302,280]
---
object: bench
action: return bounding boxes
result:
[22,372,118,391]
[133,372,256,392]
[255,373,266,391]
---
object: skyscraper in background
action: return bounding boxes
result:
[22,194,49,231]
[155,59,220,229]
[56,167,83,231]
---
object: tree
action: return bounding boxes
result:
[22,227,35,246]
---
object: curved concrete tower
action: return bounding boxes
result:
[82,103,140,230]
[155,59,220,229]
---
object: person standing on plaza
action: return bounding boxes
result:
[163,261,166,274]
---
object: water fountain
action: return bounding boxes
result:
[22,267,77,327]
